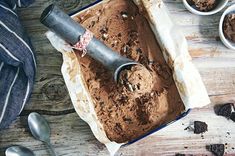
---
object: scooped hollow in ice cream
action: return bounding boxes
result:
[119,64,153,94]
[223,14,235,43]
[187,0,217,12]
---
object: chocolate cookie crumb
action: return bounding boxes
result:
[201,134,205,139]
[214,103,233,118]
[175,154,185,156]
[194,121,208,134]
[206,144,225,156]
[230,112,235,122]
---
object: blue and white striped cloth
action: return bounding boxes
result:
[0,0,36,130]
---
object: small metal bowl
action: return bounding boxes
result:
[183,0,228,16]
[219,4,235,50]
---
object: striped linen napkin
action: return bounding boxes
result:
[0,0,36,130]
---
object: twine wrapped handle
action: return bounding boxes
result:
[73,30,93,57]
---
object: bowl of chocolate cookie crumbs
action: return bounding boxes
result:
[183,0,228,16]
[219,4,235,50]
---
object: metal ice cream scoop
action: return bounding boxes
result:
[40,4,138,82]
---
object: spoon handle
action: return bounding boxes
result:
[45,141,57,156]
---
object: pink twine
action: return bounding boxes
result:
[73,30,93,57]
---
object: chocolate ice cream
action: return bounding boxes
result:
[74,0,185,143]
[119,64,153,95]
[187,0,217,12]
[223,14,235,43]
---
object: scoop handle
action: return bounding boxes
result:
[41,4,87,45]
[40,4,132,71]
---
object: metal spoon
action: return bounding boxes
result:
[28,112,57,156]
[40,4,139,82]
[5,145,35,156]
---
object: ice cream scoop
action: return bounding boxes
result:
[40,4,138,82]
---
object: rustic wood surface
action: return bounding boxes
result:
[1,0,235,155]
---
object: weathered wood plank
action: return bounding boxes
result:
[0,113,108,156]
[1,102,235,156]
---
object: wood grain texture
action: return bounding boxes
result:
[1,0,235,156]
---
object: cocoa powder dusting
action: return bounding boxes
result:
[74,0,185,143]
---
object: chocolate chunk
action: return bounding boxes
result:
[100,26,108,34]
[91,21,95,27]
[102,33,109,40]
[123,117,133,124]
[121,44,131,54]
[206,144,225,156]
[128,30,138,46]
[214,103,233,118]
[194,121,208,134]
[114,123,123,133]
[136,48,142,54]
[121,11,128,20]
[230,112,235,122]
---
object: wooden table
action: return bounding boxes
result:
[1,0,235,155]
